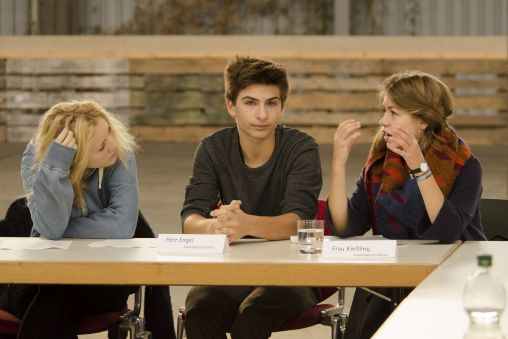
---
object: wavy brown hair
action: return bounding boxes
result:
[32,100,138,207]
[372,70,455,153]
[224,55,289,107]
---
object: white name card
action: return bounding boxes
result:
[322,240,397,259]
[157,234,228,254]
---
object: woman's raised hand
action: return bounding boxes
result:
[55,128,77,149]
[333,119,362,167]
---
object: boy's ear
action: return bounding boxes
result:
[226,99,236,118]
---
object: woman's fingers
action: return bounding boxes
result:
[337,120,361,134]
[346,131,362,147]
[55,128,69,144]
[62,131,77,149]
[390,127,413,147]
[335,120,361,143]
[333,120,362,166]
[55,128,77,149]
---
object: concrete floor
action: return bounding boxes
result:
[0,142,506,338]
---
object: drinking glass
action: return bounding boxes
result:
[297,220,324,254]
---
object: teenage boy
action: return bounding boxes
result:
[181,56,322,339]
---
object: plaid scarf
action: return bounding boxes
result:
[364,127,472,239]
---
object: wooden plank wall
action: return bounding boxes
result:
[3,57,507,144]
[0,36,506,144]
[129,57,508,144]
[4,58,130,142]
[0,59,5,142]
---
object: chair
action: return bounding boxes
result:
[176,199,348,339]
[0,197,151,339]
[0,287,145,338]
[480,198,508,241]
[176,284,347,339]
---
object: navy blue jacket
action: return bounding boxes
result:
[327,155,486,243]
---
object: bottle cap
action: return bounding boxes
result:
[477,254,492,267]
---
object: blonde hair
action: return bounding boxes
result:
[32,100,138,207]
[372,70,455,152]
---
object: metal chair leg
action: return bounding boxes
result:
[118,287,152,339]
[338,286,345,312]
[339,313,348,338]
[331,312,349,339]
[118,316,152,339]
[118,316,137,339]
[331,313,342,339]
[176,306,185,339]
[134,317,151,339]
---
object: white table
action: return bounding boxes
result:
[0,238,458,287]
[374,241,508,339]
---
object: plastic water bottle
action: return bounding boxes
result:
[463,254,506,339]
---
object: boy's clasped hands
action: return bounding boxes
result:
[210,200,251,243]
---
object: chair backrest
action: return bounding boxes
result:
[0,197,32,237]
[480,199,508,241]
[134,211,156,238]
[315,199,332,235]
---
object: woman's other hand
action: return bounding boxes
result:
[333,119,362,167]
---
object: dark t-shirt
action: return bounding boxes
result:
[181,125,322,224]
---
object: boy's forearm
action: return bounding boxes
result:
[183,214,216,234]
[248,212,301,240]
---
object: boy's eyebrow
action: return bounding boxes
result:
[240,96,281,101]
[240,96,259,101]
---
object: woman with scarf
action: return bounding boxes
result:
[327,70,486,339]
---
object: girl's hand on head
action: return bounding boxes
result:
[55,128,77,149]
[332,119,362,166]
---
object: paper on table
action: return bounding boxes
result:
[88,239,157,248]
[0,238,71,250]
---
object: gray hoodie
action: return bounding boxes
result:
[21,140,139,240]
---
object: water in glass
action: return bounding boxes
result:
[298,227,324,254]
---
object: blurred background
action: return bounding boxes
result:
[1,0,507,35]
[0,0,506,146]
